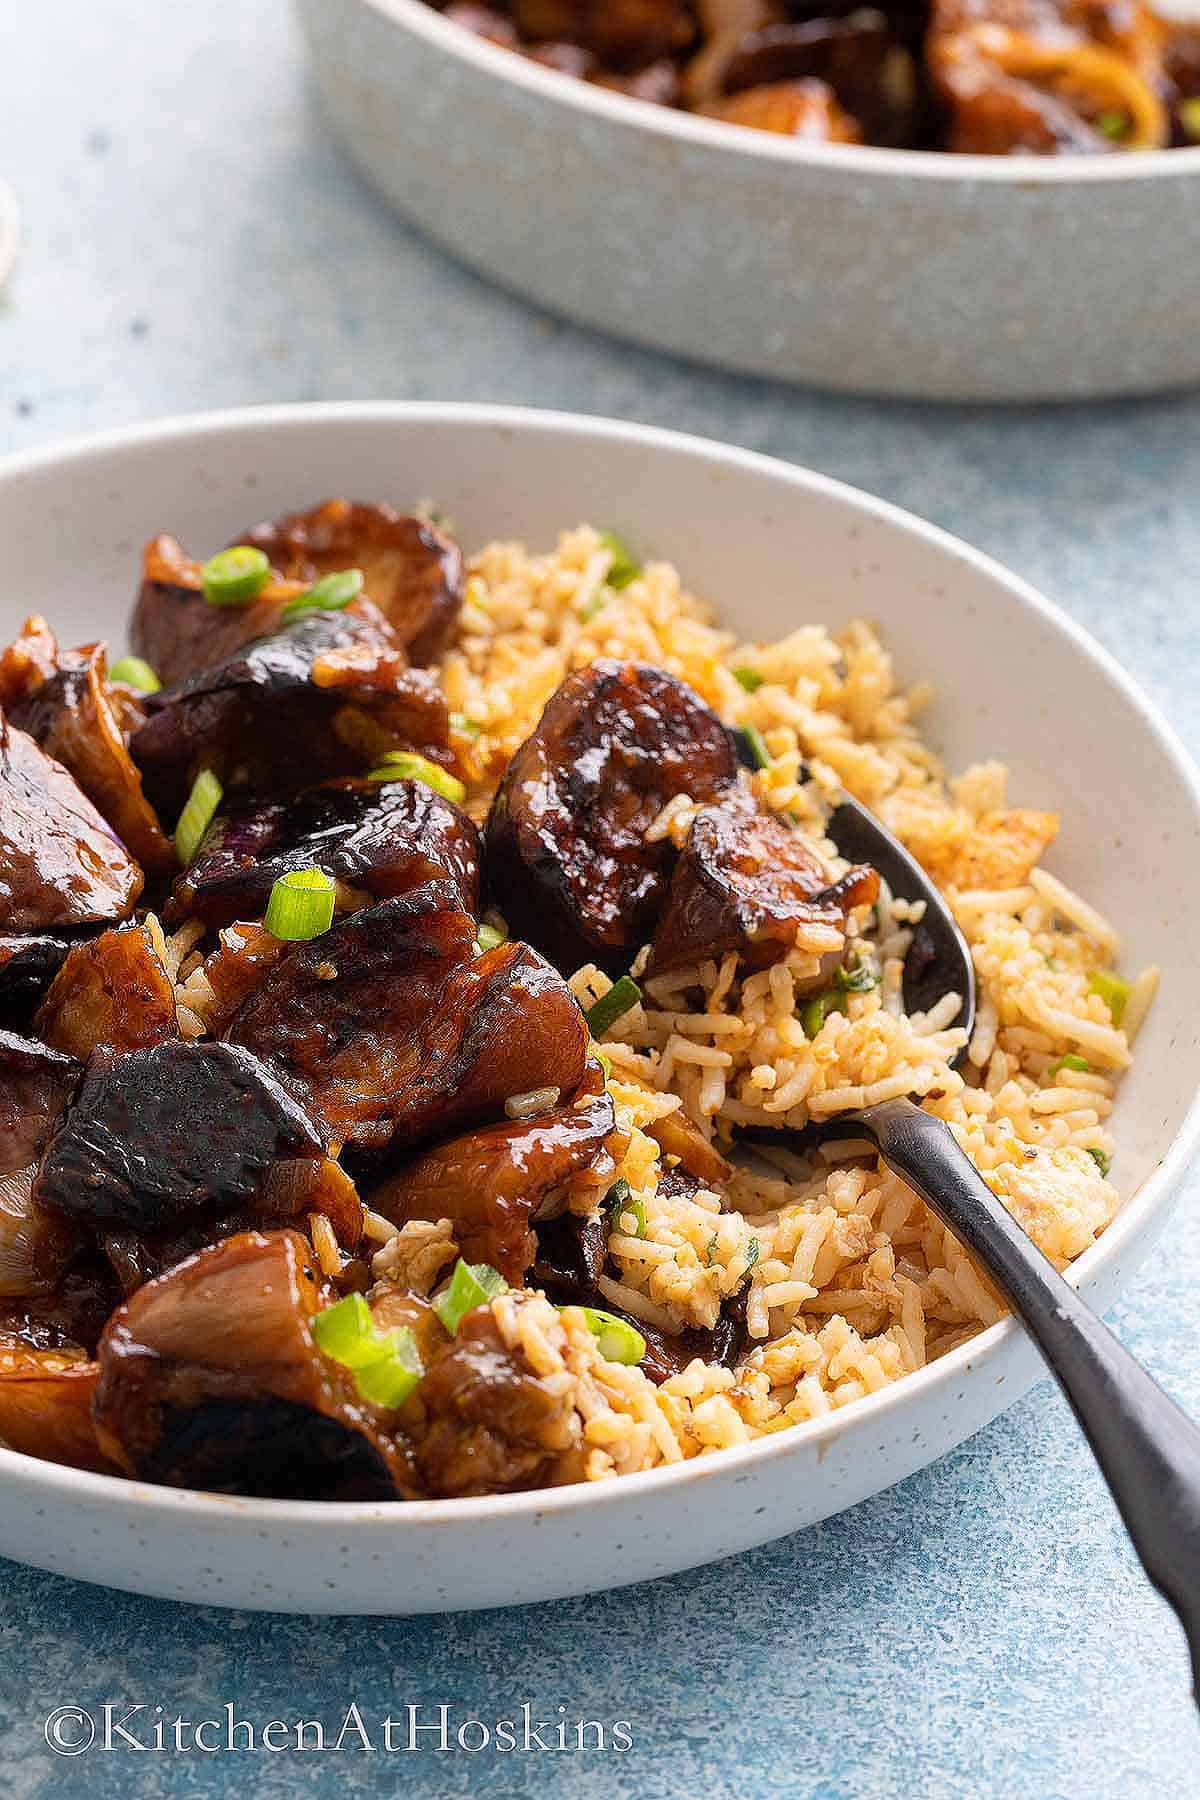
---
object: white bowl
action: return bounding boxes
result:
[1,401,1198,1613]
[293,0,1200,403]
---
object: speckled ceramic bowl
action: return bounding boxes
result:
[292,0,1200,403]
[2,402,1199,1613]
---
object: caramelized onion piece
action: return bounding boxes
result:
[164,777,480,930]
[93,1230,411,1497]
[486,659,737,974]
[34,922,178,1059]
[0,1166,81,1301]
[12,642,175,879]
[130,534,304,687]
[648,789,878,974]
[0,1346,111,1472]
[241,500,465,665]
[369,1086,615,1283]
[0,1029,80,1178]
[0,714,142,930]
[34,1041,325,1232]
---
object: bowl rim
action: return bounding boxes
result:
[353,0,1200,186]
[2,397,1199,1534]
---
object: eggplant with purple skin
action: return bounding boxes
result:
[11,641,175,880]
[648,786,879,976]
[93,1230,412,1498]
[0,935,75,1024]
[226,889,589,1157]
[131,606,450,817]
[0,714,143,931]
[33,1040,327,1233]
[130,534,306,688]
[240,500,465,666]
[485,659,738,975]
[369,1077,615,1283]
[34,922,178,1059]
[164,777,481,930]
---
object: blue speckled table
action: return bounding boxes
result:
[2,4,1199,1794]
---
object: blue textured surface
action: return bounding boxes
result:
[2,3,1199,1794]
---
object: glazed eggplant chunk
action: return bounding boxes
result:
[93,1231,409,1497]
[0,714,143,930]
[34,923,178,1059]
[34,1040,326,1232]
[0,1347,111,1472]
[130,534,303,687]
[131,606,450,815]
[369,1081,615,1283]
[648,786,879,974]
[164,776,481,929]
[486,659,737,973]
[0,1029,81,1178]
[240,500,465,665]
[0,935,76,1023]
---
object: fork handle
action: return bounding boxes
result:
[852,1096,1200,1696]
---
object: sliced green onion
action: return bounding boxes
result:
[1087,1147,1113,1178]
[353,1330,424,1409]
[433,1259,508,1337]
[449,711,483,739]
[836,961,878,994]
[801,992,836,1039]
[282,567,363,621]
[1096,109,1127,140]
[477,921,508,953]
[109,654,161,694]
[705,1232,720,1266]
[1051,1053,1091,1076]
[264,867,336,941]
[1088,970,1131,1027]
[589,1040,613,1079]
[619,1197,647,1238]
[744,1236,760,1271]
[569,1305,646,1366]
[736,724,772,771]
[602,1178,632,1218]
[1180,97,1200,142]
[201,545,271,607]
[174,769,223,865]
[732,666,764,693]
[312,1295,425,1407]
[584,975,642,1040]
[598,530,641,591]
[366,751,466,806]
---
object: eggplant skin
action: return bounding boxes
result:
[33,1040,325,1232]
[33,922,178,1059]
[240,500,465,666]
[164,776,481,930]
[94,1229,410,1498]
[0,713,143,931]
[0,935,75,1025]
[485,659,737,975]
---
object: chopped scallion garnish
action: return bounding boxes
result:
[615,1197,647,1239]
[449,711,483,739]
[603,1178,631,1218]
[264,867,336,941]
[744,1236,760,1271]
[579,592,607,624]
[174,769,223,865]
[1051,1053,1090,1076]
[201,545,271,608]
[567,1305,646,1366]
[433,1259,508,1337]
[477,921,508,953]
[598,530,641,591]
[354,1333,424,1409]
[281,567,363,621]
[366,751,466,806]
[590,1040,613,1078]
[735,724,771,771]
[1096,109,1128,140]
[801,992,837,1039]
[1087,1147,1113,1178]
[311,1293,425,1408]
[836,961,878,994]
[1088,970,1131,1026]
[109,654,161,694]
[732,666,763,693]
[584,975,642,1039]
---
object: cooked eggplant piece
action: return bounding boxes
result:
[0,616,61,710]
[0,1253,125,1357]
[12,642,175,879]
[34,922,178,1058]
[176,921,287,1037]
[0,715,143,930]
[369,1085,615,1283]
[0,1346,111,1472]
[130,534,305,688]
[510,0,696,67]
[703,73,864,135]
[93,1229,410,1497]
[412,1304,579,1497]
[485,659,737,974]
[164,776,481,929]
[648,788,878,975]
[0,933,75,1022]
[240,500,465,665]
[718,12,916,143]
[131,606,450,816]
[225,890,479,1150]
[34,1040,325,1232]
[635,1309,746,1383]
[531,1209,607,1301]
[0,1029,80,1178]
